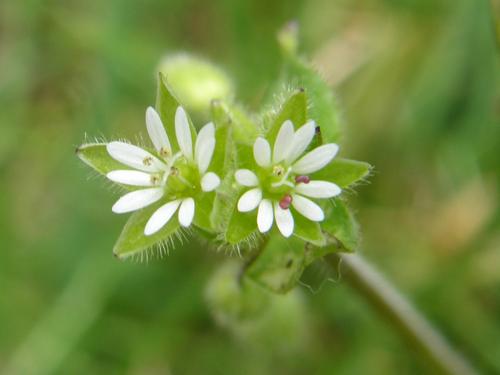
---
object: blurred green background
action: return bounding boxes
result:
[1,0,499,374]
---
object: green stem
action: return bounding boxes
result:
[327,253,477,375]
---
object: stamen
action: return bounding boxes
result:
[273,165,285,176]
[169,166,179,176]
[150,174,161,185]
[143,156,153,166]
[159,147,170,158]
[271,167,293,188]
[295,175,310,184]
[279,194,293,210]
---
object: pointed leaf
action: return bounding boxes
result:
[113,201,181,259]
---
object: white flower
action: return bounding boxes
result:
[106,106,220,236]
[234,120,341,238]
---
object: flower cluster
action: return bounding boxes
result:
[234,120,341,237]
[98,104,344,242]
[106,106,220,235]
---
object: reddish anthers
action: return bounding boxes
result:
[279,194,293,209]
[295,175,310,184]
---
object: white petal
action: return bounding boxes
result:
[195,122,215,173]
[175,106,193,160]
[111,188,164,213]
[273,120,294,163]
[295,180,341,198]
[196,138,215,174]
[107,141,166,172]
[274,202,294,237]
[144,200,181,236]
[253,137,271,167]
[178,197,195,227]
[145,106,171,154]
[257,199,273,233]
[292,143,339,174]
[237,188,262,212]
[235,169,259,187]
[106,170,155,187]
[285,120,316,164]
[291,194,324,221]
[201,172,220,192]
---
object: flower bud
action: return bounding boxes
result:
[158,53,234,115]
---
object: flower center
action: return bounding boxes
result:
[162,156,200,198]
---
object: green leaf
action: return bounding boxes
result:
[293,213,326,247]
[321,199,360,253]
[113,202,181,259]
[246,233,305,294]
[265,89,307,146]
[313,158,372,188]
[76,143,125,176]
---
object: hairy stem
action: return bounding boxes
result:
[327,253,477,375]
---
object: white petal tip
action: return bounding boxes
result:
[237,188,262,212]
[201,172,221,192]
[235,169,259,187]
[178,198,195,227]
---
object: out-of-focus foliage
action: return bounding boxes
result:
[0,0,498,374]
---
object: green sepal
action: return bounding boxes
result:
[321,199,360,253]
[225,209,258,245]
[209,100,239,232]
[312,158,372,188]
[264,89,307,146]
[76,143,125,176]
[245,233,305,294]
[193,193,216,233]
[210,100,234,176]
[156,73,197,149]
[220,102,259,146]
[300,257,336,292]
[113,201,181,259]
[293,213,326,247]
